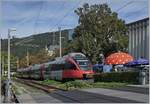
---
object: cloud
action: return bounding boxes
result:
[1,0,149,38]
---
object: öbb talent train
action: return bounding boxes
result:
[17,53,94,80]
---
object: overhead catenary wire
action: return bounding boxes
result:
[13,1,45,48]
[47,0,66,31]
[50,0,82,31]
[0,0,2,29]
[116,1,134,12]
[14,15,36,27]
[33,0,44,35]
[125,6,148,23]
[114,0,148,23]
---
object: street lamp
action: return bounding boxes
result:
[6,28,16,102]
[0,34,1,99]
[8,28,16,80]
[0,34,1,74]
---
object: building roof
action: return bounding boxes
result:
[126,17,149,26]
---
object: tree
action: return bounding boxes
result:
[1,51,17,72]
[70,3,128,64]
[19,49,55,68]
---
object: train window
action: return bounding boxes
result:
[73,54,87,60]
[55,64,59,70]
[76,60,91,70]
[51,64,65,71]
[45,67,50,74]
[34,69,40,74]
[65,61,76,69]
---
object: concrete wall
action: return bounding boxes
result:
[126,18,149,59]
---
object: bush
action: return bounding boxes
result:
[94,72,139,84]
[64,80,92,90]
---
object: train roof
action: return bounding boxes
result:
[31,64,41,70]
[68,53,86,57]
[44,61,54,68]
[17,66,32,72]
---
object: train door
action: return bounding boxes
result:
[44,64,51,80]
[40,64,45,80]
[50,64,63,80]
[28,67,31,79]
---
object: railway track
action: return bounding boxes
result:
[14,78,82,103]
[14,78,66,93]
[13,78,144,103]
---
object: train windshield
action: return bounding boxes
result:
[76,60,91,70]
[73,54,91,70]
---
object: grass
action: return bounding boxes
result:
[40,79,61,85]
[12,84,27,95]
[40,79,128,90]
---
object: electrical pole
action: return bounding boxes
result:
[2,56,4,77]
[0,35,1,74]
[53,32,55,45]
[16,57,19,69]
[8,30,10,80]
[6,29,11,102]
[0,35,1,98]
[6,28,16,102]
[59,27,62,58]
[26,49,29,66]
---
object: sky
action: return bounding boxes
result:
[0,0,149,38]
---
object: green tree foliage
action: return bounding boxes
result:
[70,3,128,63]
[1,51,17,72]
[19,49,55,68]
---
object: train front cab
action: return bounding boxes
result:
[62,58,94,80]
[62,60,83,80]
[73,58,94,79]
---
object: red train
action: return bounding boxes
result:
[17,53,94,81]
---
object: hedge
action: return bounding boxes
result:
[94,72,139,84]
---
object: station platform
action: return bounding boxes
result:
[13,80,149,103]
[80,87,149,103]
[13,81,62,103]
[127,84,149,88]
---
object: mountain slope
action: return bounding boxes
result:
[2,29,73,58]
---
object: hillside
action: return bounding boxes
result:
[1,29,74,58]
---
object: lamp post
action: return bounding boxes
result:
[6,28,16,102]
[26,48,29,66]
[0,34,1,74]
[0,34,1,99]
[8,28,16,80]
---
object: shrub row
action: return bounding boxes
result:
[94,72,139,84]
[65,80,92,89]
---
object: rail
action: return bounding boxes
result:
[14,78,66,93]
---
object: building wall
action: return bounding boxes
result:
[127,18,149,59]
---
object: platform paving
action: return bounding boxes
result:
[50,90,142,103]
[13,81,62,103]
[80,87,149,103]
[14,80,149,103]
[127,84,149,88]
[112,85,149,94]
